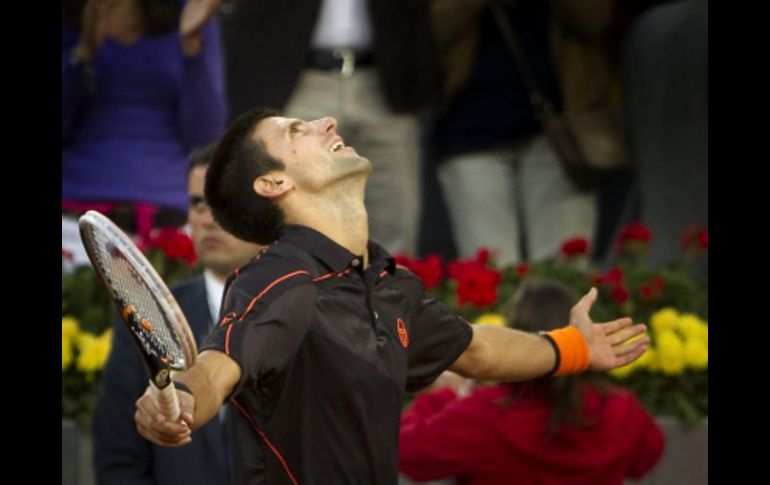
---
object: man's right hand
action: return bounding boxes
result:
[134,349,242,444]
[134,386,195,447]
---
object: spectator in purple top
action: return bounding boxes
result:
[62,0,226,243]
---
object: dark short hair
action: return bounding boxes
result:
[204,107,284,245]
[188,143,218,174]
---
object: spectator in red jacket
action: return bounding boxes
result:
[399,280,665,485]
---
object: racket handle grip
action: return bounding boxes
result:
[149,380,181,422]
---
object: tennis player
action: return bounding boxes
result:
[134,108,649,484]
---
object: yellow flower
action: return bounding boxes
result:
[677,313,708,344]
[99,328,114,357]
[656,330,686,375]
[650,308,679,334]
[683,340,708,369]
[611,345,657,379]
[635,347,654,370]
[62,335,73,371]
[643,347,659,372]
[101,327,113,342]
[62,316,80,371]
[474,313,506,327]
[62,316,79,340]
[609,361,636,379]
[76,329,112,375]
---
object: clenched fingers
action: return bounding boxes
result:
[134,391,192,447]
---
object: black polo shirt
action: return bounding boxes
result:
[201,225,473,484]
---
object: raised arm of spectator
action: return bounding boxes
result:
[177,0,227,149]
[62,0,108,141]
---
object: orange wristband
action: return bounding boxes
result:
[546,327,590,376]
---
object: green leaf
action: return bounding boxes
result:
[673,391,702,426]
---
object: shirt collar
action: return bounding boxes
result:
[367,240,396,275]
[278,224,395,274]
[203,269,225,324]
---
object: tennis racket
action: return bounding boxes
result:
[78,210,197,421]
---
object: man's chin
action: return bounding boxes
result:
[347,155,372,174]
[198,252,229,269]
[360,156,373,173]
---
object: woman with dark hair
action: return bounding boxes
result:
[62,0,225,245]
[399,280,665,484]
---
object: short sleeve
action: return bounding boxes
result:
[401,273,473,392]
[201,262,315,398]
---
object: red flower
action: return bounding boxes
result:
[145,227,197,267]
[641,276,665,301]
[653,276,664,290]
[454,264,501,307]
[610,284,630,304]
[394,254,444,289]
[560,237,590,259]
[594,266,624,286]
[698,229,708,249]
[447,258,475,280]
[620,221,652,242]
[680,225,708,254]
[475,248,491,267]
[616,221,652,255]
[447,251,501,308]
[594,266,629,304]
[516,262,530,278]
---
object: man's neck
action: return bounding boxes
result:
[285,194,370,265]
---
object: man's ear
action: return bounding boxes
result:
[253,174,293,199]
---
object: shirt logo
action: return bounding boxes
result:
[396,317,409,348]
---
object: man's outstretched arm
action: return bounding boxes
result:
[134,349,241,447]
[450,287,649,381]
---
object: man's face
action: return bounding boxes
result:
[253,116,371,193]
[187,166,262,277]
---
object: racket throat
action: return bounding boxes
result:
[153,368,172,389]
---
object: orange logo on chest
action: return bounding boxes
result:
[396,318,409,348]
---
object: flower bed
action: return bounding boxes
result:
[396,222,708,424]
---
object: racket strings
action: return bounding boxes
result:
[85,226,186,368]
